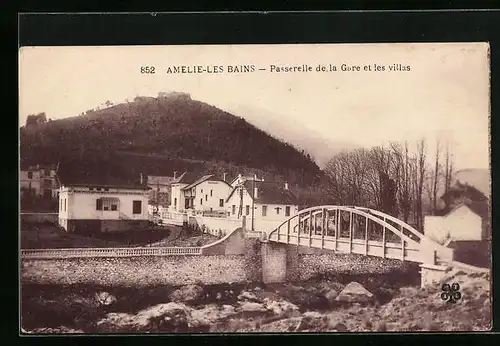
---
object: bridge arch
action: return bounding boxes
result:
[266,205,453,264]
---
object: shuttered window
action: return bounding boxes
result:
[133,200,142,214]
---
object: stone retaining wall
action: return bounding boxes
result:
[21,213,58,224]
[21,255,249,287]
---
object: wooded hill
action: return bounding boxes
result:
[20,93,323,189]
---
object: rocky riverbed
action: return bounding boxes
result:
[21,268,491,333]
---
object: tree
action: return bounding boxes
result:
[380,172,397,216]
[443,140,454,196]
[431,140,442,214]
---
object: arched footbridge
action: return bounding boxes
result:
[266,205,454,265]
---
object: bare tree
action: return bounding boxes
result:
[413,139,426,230]
[443,140,454,196]
[431,140,442,214]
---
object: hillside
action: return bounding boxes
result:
[20,94,322,187]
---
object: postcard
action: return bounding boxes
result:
[19,43,491,333]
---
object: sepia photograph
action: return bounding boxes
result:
[19,43,491,334]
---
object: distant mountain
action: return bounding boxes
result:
[20,93,322,186]
[230,105,361,168]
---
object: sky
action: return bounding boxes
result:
[19,43,490,170]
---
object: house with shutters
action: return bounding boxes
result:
[169,172,232,214]
[20,164,60,199]
[225,178,299,230]
[57,166,150,234]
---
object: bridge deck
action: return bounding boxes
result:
[268,232,423,263]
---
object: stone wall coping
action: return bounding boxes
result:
[419,263,449,271]
[200,227,242,250]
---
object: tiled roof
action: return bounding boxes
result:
[182,174,214,190]
[227,180,298,205]
[57,161,149,190]
[171,171,200,185]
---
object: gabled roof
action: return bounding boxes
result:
[182,174,214,190]
[171,171,200,185]
[57,161,149,190]
[230,175,258,185]
[446,202,489,221]
[181,174,232,190]
[226,180,298,205]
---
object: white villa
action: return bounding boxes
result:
[170,172,232,214]
[58,175,150,233]
[225,178,299,230]
[424,204,483,244]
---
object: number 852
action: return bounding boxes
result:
[141,66,155,74]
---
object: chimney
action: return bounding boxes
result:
[284,182,289,190]
[223,172,227,182]
[173,171,177,179]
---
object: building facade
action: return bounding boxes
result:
[225,180,299,231]
[20,164,60,199]
[58,184,150,233]
[170,173,232,214]
[147,175,175,211]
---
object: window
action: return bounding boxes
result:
[232,205,236,215]
[43,179,52,188]
[133,200,142,214]
[245,205,250,215]
[205,194,208,201]
[89,187,94,191]
[104,188,109,191]
[96,198,103,211]
[285,206,290,217]
[200,198,203,205]
[64,198,66,212]
[210,190,213,197]
[28,171,33,179]
[276,207,281,215]
[44,169,50,176]
[219,199,224,207]
[201,189,203,193]
[262,205,267,216]
[97,188,102,191]
[111,204,118,211]
[174,198,177,207]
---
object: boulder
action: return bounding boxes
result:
[190,304,238,325]
[262,298,299,315]
[169,285,204,303]
[148,306,191,332]
[324,289,339,304]
[335,282,375,304]
[95,291,117,306]
[238,301,268,313]
[238,290,259,302]
[97,302,195,332]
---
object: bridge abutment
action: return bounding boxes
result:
[420,263,449,288]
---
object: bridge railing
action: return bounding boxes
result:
[267,205,453,264]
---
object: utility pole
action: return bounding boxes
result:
[251,174,255,231]
[156,180,160,215]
